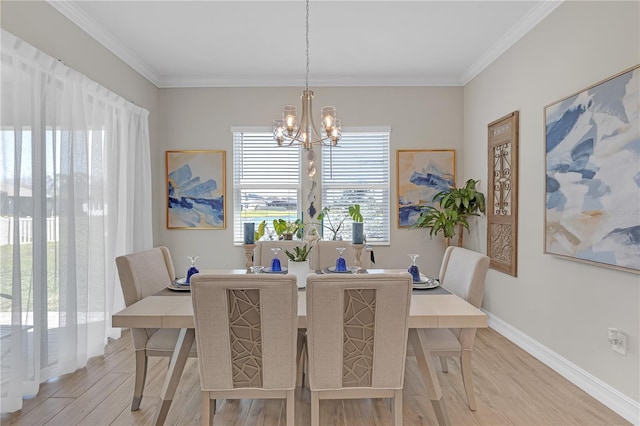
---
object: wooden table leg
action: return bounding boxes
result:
[153,328,195,426]
[408,328,450,426]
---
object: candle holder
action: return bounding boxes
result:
[351,243,365,272]
[243,244,256,272]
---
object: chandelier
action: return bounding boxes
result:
[273,0,342,150]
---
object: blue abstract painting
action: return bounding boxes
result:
[545,66,639,273]
[397,150,455,227]
[167,150,225,229]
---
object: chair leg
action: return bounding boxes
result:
[296,331,307,387]
[392,389,403,426]
[201,391,214,426]
[311,391,320,426]
[131,351,148,411]
[286,389,295,426]
[460,350,477,410]
[439,356,449,373]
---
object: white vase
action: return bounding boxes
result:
[288,259,309,289]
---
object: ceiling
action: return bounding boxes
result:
[49,1,562,88]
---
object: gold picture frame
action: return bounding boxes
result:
[396,149,456,228]
[166,150,226,229]
[544,65,639,273]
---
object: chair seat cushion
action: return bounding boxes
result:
[418,328,461,352]
[147,329,197,355]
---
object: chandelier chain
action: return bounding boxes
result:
[305,0,310,92]
[272,0,341,149]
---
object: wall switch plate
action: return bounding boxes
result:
[612,333,627,355]
[608,328,627,355]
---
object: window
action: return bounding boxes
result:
[232,128,301,243]
[232,127,390,244]
[321,128,390,244]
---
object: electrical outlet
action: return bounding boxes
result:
[608,328,627,356]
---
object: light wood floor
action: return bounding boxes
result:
[1,328,629,426]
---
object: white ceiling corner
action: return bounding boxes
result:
[47,0,161,86]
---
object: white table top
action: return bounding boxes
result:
[112,269,487,330]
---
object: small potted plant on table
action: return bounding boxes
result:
[284,242,315,289]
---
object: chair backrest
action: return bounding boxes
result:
[438,246,490,349]
[253,240,315,268]
[314,240,371,270]
[438,246,490,308]
[190,273,298,391]
[305,272,412,391]
[116,246,176,307]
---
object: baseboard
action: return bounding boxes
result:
[485,311,640,426]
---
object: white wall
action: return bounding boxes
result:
[156,87,463,275]
[463,0,639,404]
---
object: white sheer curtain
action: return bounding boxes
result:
[0,30,153,412]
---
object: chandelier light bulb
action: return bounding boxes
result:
[273,119,285,145]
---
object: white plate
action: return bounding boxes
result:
[168,282,191,291]
[327,266,352,273]
[262,267,288,274]
[413,275,439,289]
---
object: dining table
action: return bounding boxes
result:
[111,269,487,426]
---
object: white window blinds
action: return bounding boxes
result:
[232,128,301,243]
[321,129,390,244]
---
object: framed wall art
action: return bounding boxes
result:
[397,149,455,228]
[166,150,226,229]
[544,65,639,273]
[487,111,519,277]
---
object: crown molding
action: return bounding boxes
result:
[47,1,161,87]
[49,0,557,89]
[461,0,563,85]
[156,75,464,88]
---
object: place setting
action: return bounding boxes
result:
[408,254,441,290]
[167,255,199,291]
[322,247,361,274]
[261,248,289,273]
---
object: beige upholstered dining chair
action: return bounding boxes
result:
[305,272,413,426]
[190,273,298,426]
[253,240,312,268]
[253,239,311,387]
[417,246,490,410]
[115,246,197,411]
[314,240,371,270]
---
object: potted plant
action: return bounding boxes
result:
[412,179,485,247]
[284,241,315,289]
[316,203,362,240]
[273,218,304,240]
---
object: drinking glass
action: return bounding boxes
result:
[408,254,420,282]
[185,256,199,284]
[270,247,282,272]
[335,247,347,272]
[250,265,264,274]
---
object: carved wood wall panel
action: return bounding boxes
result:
[487,112,519,276]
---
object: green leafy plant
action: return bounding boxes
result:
[254,220,267,242]
[284,241,315,262]
[348,204,363,223]
[317,203,362,240]
[412,179,485,247]
[411,206,469,246]
[273,218,304,240]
